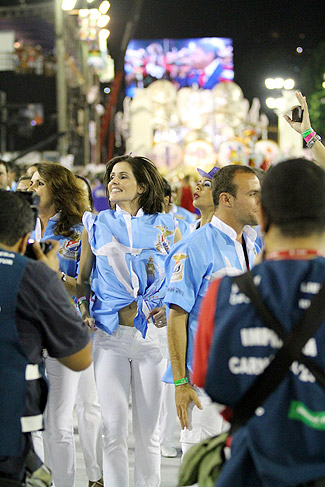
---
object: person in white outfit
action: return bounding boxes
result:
[77,155,181,487]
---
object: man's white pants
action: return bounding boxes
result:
[159,363,177,450]
[92,325,165,487]
[43,358,103,487]
[181,388,228,456]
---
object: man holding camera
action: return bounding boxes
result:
[0,190,91,486]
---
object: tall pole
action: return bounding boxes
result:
[55,0,68,156]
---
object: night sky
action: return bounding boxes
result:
[0,0,324,138]
[109,0,324,113]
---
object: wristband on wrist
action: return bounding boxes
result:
[77,296,90,308]
[174,377,189,386]
[302,128,313,138]
[304,131,317,143]
[306,134,321,149]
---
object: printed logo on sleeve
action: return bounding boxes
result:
[155,225,175,254]
[170,252,188,282]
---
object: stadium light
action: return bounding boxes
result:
[99,1,111,14]
[61,0,77,10]
[97,15,110,28]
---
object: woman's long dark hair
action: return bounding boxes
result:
[104,155,165,214]
[37,162,88,237]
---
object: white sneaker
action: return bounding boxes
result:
[161,445,177,458]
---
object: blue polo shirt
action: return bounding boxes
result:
[163,215,259,382]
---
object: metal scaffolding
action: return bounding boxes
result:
[0,2,53,19]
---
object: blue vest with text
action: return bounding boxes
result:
[0,250,47,456]
[206,258,325,487]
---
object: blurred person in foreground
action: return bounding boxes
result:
[284,91,325,166]
[163,165,261,455]
[194,158,325,487]
[0,190,91,486]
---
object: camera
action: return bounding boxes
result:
[292,106,304,123]
[25,240,52,260]
[17,191,40,226]
[15,191,52,259]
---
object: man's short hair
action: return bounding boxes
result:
[212,165,256,207]
[0,190,35,246]
[261,158,325,237]
[252,167,266,185]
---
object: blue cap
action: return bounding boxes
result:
[197,167,219,180]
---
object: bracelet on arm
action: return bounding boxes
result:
[304,131,317,144]
[302,128,313,138]
[174,377,189,387]
[77,296,90,308]
[306,134,322,149]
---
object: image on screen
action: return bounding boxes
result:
[124,37,233,97]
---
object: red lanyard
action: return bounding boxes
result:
[266,249,325,261]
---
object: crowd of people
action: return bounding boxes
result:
[0,90,325,487]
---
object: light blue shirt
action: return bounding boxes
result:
[163,215,260,382]
[83,206,177,338]
[169,203,196,224]
[36,214,83,278]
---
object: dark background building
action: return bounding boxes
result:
[0,0,324,157]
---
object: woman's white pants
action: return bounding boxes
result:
[43,358,103,487]
[92,325,165,487]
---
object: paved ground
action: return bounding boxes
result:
[75,408,182,487]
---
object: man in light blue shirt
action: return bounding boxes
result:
[164,165,261,454]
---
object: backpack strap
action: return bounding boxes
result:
[234,271,325,389]
[229,271,325,431]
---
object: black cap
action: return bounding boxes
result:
[261,158,325,224]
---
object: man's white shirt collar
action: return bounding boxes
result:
[211,215,257,270]
[211,215,256,243]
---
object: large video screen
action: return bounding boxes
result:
[124,37,233,98]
